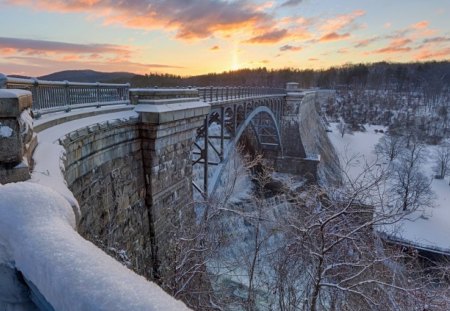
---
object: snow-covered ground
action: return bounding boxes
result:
[328,123,450,253]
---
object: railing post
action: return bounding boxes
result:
[0,73,6,88]
[63,80,71,112]
[96,82,101,108]
[226,86,229,100]
[32,78,40,110]
[209,86,213,102]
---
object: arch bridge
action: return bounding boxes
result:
[193,89,286,197]
[0,75,318,310]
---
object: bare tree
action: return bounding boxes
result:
[389,141,434,211]
[433,142,450,179]
[337,117,347,138]
[375,134,406,162]
[267,160,445,311]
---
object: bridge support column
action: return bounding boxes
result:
[0,88,36,184]
[131,89,210,281]
[276,82,320,182]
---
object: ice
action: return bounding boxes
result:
[0,182,189,311]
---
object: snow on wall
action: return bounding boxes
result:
[0,182,190,311]
[0,124,13,138]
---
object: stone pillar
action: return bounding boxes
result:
[131,88,210,281]
[281,82,306,158]
[0,88,36,184]
[275,83,319,182]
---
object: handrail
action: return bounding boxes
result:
[197,86,286,102]
[0,74,130,116]
[0,73,288,116]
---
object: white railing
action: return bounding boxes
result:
[197,86,286,102]
[0,74,130,116]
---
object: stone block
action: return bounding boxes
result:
[0,119,23,163]
[0,160,30,184]
[0,89,32,118]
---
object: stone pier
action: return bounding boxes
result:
[0,88,36,184]
[131,88,210,281]
[275,82,320,181]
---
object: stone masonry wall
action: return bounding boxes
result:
[139,116,204,283]
[61,117,154,277]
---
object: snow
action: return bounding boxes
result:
[30,110,139,218]
[0,89,30,99]
[0,108,189,309]
[0,124,13,137]
[327,123,450,253]
[0,182,189,311]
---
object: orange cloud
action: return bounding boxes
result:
[244,29,289,44]
[7,0,274,41]
[372,38,412,54]
[415,47,450,60]
[354,36,380,48]
[319,10,365,33]
[279,44,302,52]
[0,36,131,57]
[210,45,220,51]
[319,32,351,42]
[412,20,429,30]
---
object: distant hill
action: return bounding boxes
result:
[38,70,136,83]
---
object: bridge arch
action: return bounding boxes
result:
[205,105,282,196]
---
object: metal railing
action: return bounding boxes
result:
[197,86,286,102]
[0,74,130,116]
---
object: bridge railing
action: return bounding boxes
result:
[197,86,286,102]
[0,74,130,116]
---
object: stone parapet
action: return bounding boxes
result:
[130,88,199,105]
[0,89,34,183]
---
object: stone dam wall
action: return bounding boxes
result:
[298,91,342,186]
[61,117,154,277]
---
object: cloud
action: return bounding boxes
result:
[279,44,302,52]
[423,36,450,44]
[372,38,412,54]
[7,0,273,40]
[412,20,429,30]
[0,36,130,56]
[415,47,450,60]
[255,1,275,11]
[280,0,302,7]
[319,32,351,42]
[354,36,380,48]
[210,45,220,50]
[319,10,365,33]
[3,55,183,76]
[0,36,182,75]
[244,29,289,44]
[308,58,318,61]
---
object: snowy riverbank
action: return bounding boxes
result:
[327,123,450,253]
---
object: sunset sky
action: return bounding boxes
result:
[0,0,449,77]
